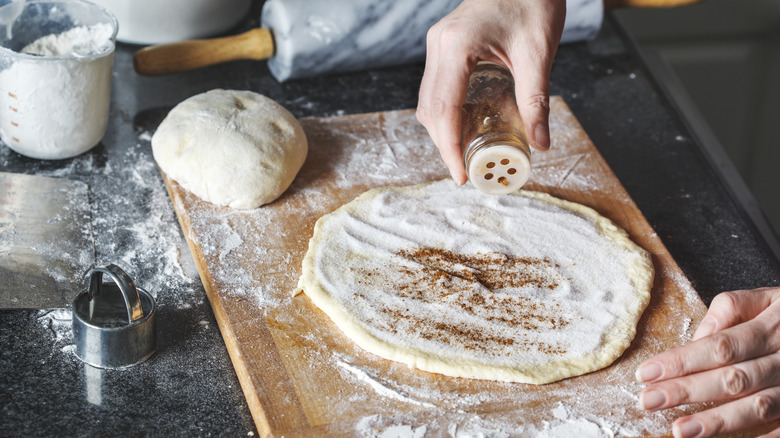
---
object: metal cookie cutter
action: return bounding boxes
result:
[72,264,157,368]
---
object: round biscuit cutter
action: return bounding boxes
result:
[72,264,157,369]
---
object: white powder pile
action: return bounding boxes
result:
[102,143,201,309]
[0,23,115,159]
[21,23,114,56]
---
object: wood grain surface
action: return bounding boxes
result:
[159,98,734,437]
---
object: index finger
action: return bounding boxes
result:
[694,288,779,341]
[416,21,476,185]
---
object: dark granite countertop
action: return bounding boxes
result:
[2,5,779,437]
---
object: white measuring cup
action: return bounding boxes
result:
[0,0,118,160]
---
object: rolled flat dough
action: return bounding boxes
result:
[152,89,307,209]
[297,180,653,384]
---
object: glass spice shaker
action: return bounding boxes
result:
[462,61,531,195]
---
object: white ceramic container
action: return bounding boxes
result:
[92,0,251,44]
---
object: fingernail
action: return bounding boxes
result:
[673,420,703,438]
[449,169,463,186]
[533,123,550,150]
[639,389,666,411]
[635,362,663,382]
[692,316,716,341]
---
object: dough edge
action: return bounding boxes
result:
[297,180,654,384]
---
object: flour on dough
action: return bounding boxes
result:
[297,180,653,384]
[152,89,307,209]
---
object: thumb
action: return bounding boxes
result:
[507,1,565,152]
[510,51,554,152]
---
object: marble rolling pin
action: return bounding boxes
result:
[134,0,603,81]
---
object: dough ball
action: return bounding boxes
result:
[152,89,307,209]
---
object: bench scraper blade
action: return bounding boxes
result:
[0,172,95,309]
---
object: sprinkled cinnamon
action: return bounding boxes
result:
[354,246,571,356]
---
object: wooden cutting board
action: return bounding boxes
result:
[160,97,715,437]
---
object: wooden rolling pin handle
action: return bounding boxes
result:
[133,28,275,76]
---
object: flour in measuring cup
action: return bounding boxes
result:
[0,24,115,159]
[21,23,114,56]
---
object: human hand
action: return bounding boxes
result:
[416,0,566,185]
[636,287,780,437]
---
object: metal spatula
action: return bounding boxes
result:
[0,172,95,309]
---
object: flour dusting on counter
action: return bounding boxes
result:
[335,357,438,409]
[356,415,428,438]
[38,309,75,353]
[27,141,202,312]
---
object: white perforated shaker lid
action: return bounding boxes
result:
[467,144,531,195]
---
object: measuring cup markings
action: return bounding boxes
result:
[7,93,18,125]
[3,90,19,142]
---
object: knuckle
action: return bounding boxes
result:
[706,412,727,435]
[754,394,779,421]
[425,22,442,45]
[662,353,689,378]
[712,290,740,313]
[416,97,458,124]
[666,381,693,404]
[763,310,780,347]
[525,94,550,113]
[431,96,447,114]
[722,367,750,396]
[435,20,464,43]
[427,97,460,120]
[427,20,467,50]
[713,334,738,365]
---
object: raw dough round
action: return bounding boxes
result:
[298,180,653,384]
[152,89,307,209]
